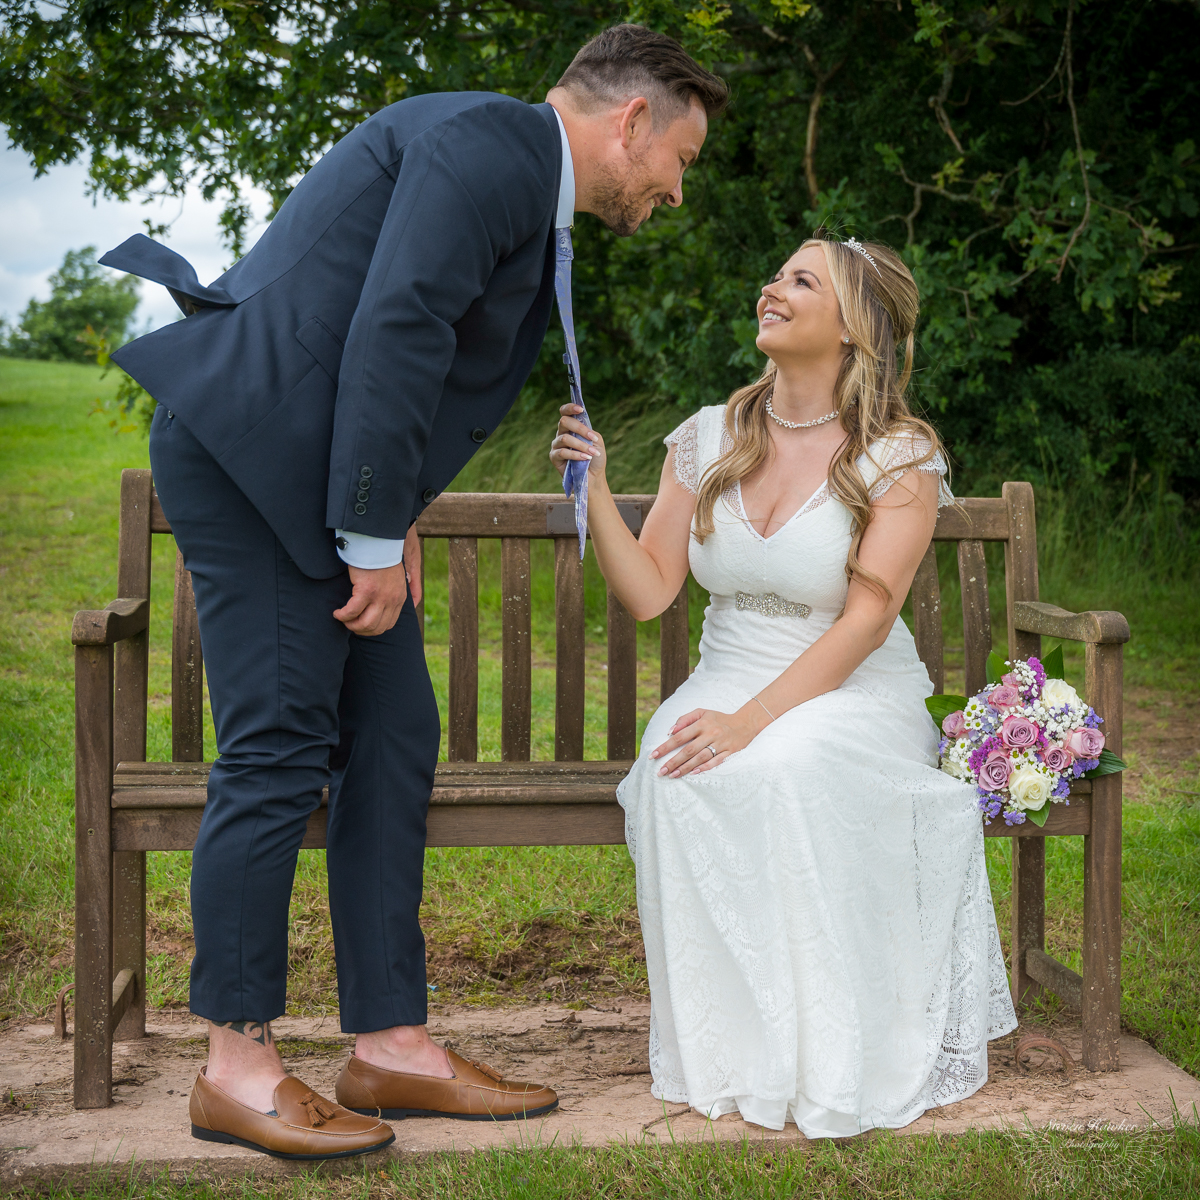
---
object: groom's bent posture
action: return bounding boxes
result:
[102,24,726,1159]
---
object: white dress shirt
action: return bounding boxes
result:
[334,106,576,570]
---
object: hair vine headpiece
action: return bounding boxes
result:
[844,237,883,278]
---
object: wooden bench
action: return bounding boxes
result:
[71,471,1129,1108]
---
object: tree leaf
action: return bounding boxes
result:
[926,694,968,729]
[1083,749,1127,778]
[1025,804,1050,827]
[986,651,1007,685]
[1041,644,1066,681]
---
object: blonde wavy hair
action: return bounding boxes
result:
[693,235,943,599]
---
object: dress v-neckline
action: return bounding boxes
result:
[734,478,830,544]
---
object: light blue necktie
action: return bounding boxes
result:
[555,227,590,559]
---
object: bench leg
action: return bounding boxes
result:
[74,643,115,1108]
[1083,774,1122,1071]
[1082,639,1122,1071]
[112,850,146,1041]
[1010,835,1045,1009]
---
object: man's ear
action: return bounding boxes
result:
[617,96,651,149]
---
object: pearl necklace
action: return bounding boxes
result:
[765,396,839,430]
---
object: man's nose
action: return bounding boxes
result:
[666,176,684,208]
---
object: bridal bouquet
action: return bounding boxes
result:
[926,649,1125,827]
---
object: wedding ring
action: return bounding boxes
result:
[706,745,718,760]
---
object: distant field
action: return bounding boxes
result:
[1,356,1197,1083]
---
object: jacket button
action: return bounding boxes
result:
[357,490,370,503]
[471,427,487,443]
[354,503,367,515]
[359,465,373,478]
[423,488,437,504]
[358,477,371,490]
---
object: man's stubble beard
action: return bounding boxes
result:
[590,157,654,238]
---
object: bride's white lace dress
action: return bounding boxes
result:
[617,405,1017,1138]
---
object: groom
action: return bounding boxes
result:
[100,24,725,1159]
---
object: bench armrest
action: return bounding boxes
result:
[1011,600,1130,645]
[72,598,150,647]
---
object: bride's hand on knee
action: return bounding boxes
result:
[651,707,765,778]
[549,404,606,480]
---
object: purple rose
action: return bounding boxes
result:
[1042,744,1074,773]
[978,750,1012,792]
[1001,714,1039,749]
[942,710,967,738]
[1066,727,1105,759]
[988,684,1020,710]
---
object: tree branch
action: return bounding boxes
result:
[929,62,964,154]
[801,44,844,203]
[1054,0,1091,283]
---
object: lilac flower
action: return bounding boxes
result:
[1029,657,1047,689]
[1003,809,1027,826]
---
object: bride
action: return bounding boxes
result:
[549,234,1017,1138]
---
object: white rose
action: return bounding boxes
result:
[940,756,968,781]
[1008,765,1053,811]
[1041,678,1081,711]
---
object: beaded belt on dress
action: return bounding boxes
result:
[735,592,811,619]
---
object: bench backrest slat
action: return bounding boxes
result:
[447,536,479,761]
[606,588,638,759]
[131,480,1045,761]
[958,539,992,696]
[554,539,587,760]
[501,537,533,761]
[911,544,944,695]
[1003,482,1041,663]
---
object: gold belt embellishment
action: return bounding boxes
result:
[735,592,812,619]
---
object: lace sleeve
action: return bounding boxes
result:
[868,433,955,510]
[663,412,702,495]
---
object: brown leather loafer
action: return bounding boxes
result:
[190,1067,395,1160]
[335,1050,558,1121]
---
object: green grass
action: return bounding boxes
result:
[1,357,1198,1090]
[9,1121,1200,1198]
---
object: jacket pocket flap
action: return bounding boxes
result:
[295,317,344,381]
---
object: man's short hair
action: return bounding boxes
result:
[556,23,729,129]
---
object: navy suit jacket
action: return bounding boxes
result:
[102,93,562,578]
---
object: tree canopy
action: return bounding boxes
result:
[2,0,1197,500]
[1,245,140,362]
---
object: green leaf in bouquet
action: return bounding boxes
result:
[925,694,968,730]
[1025,804,1051,827]
[986,651,1007,685]
[1041,644,1066,681]
[1083,748,1127,778]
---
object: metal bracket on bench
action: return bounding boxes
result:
[1025,948,1083,1010]
[546,501,645,537]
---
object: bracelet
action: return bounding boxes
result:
[752,696,776,723]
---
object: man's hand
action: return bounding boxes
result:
[334,561,408,636]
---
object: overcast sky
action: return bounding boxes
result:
[0,140,271,335]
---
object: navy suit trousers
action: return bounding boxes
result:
[149,406,440,1031]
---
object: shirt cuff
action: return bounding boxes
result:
[334,530,405,569]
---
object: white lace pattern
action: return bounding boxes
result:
[624,405,1016,1137]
